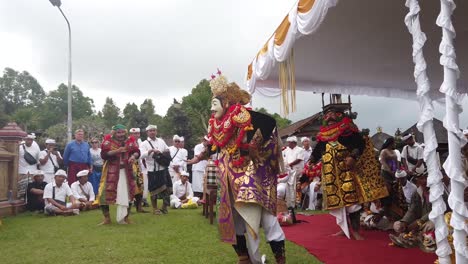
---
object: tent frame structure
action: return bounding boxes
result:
[245,0,466,263]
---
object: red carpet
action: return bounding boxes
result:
[283,214,437,264]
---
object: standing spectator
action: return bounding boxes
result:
[26,170,47,212]
[43,169,81,216]
[168,135,188,184]
[301,137,313,162]
[282,136,304,208]
[63,129,92,185]
[129,127,143,145]
[89,138,103,194]
[401,133,425,177]
[191,136,209,197]
[179,136,188,170]
[39,138,63,184]
[379,137,399,184]
[70,170,97,210]
[139,124,171,215]
[18,133,40,199]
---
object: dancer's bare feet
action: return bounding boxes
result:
[98,218,111,226]
[332,230,345,237]
[123,217,133,224]
[352,231,364,240]
[153,209,162,215]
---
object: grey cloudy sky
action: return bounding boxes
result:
[1,0,466,136]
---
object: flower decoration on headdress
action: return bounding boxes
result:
[208,68,251,106]
[210,69,228,98]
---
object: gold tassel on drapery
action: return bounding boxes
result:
[278,48,296,116]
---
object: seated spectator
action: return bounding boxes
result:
[170,171,199,209]
[302,161,322,210]
[27,170,48,212]
[70,170,97,210]
[389,171,438,252]
[43,169,81,216]
[365,170,418,230]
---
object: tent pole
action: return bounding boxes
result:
[437,0,468,262]
[405,1,451,262]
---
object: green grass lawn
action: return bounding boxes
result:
[0,205,320,264]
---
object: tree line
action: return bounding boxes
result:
[0,67,291,150]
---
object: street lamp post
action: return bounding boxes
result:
[49,0,72,142]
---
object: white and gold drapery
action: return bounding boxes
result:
[438,0,468,263]
[246,0,339,113]
[405,0,451,262]
[245,1,466,261]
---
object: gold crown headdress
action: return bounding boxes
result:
[209,69,251,106]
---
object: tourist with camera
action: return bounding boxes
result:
[39,138,63,183]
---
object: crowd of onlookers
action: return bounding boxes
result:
[19,125,467,254]
[19,127,210,217]
[277,131,465,254]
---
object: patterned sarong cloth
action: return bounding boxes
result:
[354,136,389,203]
[133,161,144,195]
[322,137,388,210]
[147,169,172,196]
[67,161,89,185]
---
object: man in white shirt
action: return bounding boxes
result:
[18,133,41,199]
[395,170,417,204]
[70,170,97,210]
[168,135,188,184]
[170,171,199,208]
[191,136,209,196]
[179,136,188,169]
[282,136,304,208]
[43,169,80,216]
[301,137,313,162]
[400,134,425,176]
[39,138,63,184]
[139,124,171,214]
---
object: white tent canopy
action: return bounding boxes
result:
[245,1,467,263]
[246,0,467,100]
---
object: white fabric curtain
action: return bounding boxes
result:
[405,0,452,262]
[437,0,468,262]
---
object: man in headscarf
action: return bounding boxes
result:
[401,133,425,177]
[95,124,140,225]
[282,136,304,209]
[170,170,199,209]
[309,104,388,240]
[191,135,210,197]
[139,124,172,215]
[39,138,63,184]
[18,133,41,198]
[189,72,286,264]
[389,171,437,252]
[71,170,97,210]
[168,135,188,184]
